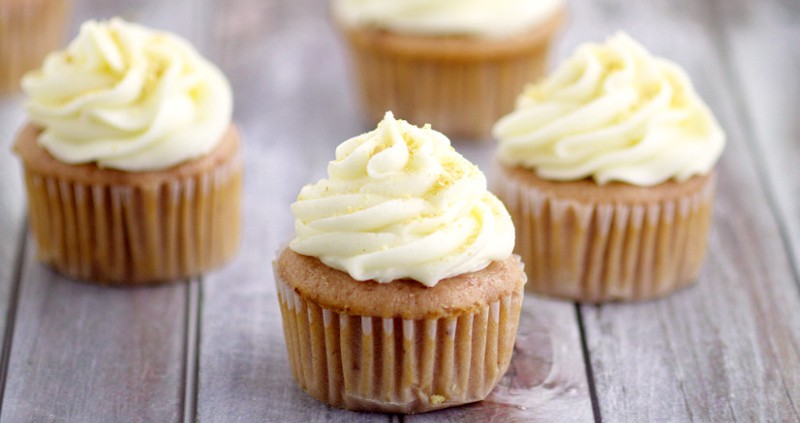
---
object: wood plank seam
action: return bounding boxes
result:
[182,279,202,423]
[0,223,27,417]
[785,385,800,423]
[576,305,603,423]
[704,0,800,296]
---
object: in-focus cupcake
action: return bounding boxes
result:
[0,0,71,94]
[274,112,525,413]
[332,0,566,141]
[493,33,725,302]
[13,18,242,285]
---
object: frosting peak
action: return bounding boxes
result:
[22,18,232,171]
[290,112,515,287]
[494,33,725,186]
[332,0,564,38]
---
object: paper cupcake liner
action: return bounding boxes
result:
[0,0,70,94]
[348,50,547,140]
[21,154,242,285]
[337,11,564,140]
[273,264,523,414]
[495,168,716,302]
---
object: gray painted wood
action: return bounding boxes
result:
[568,0,800,421]
[0,240,190,422]
[0,95,27,404]
[715,0,800,283]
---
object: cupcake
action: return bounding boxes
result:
[332,0,566,140]
[492,33,725,302]
[13,18,242,285]
[274,112,525,413]
[0,0,70,94]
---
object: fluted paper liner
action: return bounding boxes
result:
[495,165,716,302]
[0,0,70,94]
[15,124,242,284]
[336,9,565,140]
[273,257,525,414]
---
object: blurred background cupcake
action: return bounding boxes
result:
[493,33,725,302]
[0,0,71,94]
[332,0,566,141]
[13,18,242,284]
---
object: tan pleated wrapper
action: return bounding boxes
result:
[13,123,242,285]
[274,248,526,414]
[494,164,716,303]
[0,0,70,94]
[334,8,565,141]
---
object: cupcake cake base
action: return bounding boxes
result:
[13,124,243,285]
[274,248,526,414]
[495,165,716,302]
[336,8,565,140]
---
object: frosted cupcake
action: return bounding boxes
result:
[332,0,565,140]
[275,112,525,413]
[0,0,70,94]
[493,33,725,302]
[13,18,242,284]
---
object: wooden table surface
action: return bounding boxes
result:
[0,0,798,421]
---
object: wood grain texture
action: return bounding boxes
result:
[568,0,800,421]
[0,96,27,406]
[713,0,800,284]
[0,240,190,423]
[195,0,592,421]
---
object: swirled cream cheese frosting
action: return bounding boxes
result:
[21,18,232,171]
[494,33,725,186]
[332,0,564,39]
[290,112,515,287]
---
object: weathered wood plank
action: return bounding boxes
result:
[0,97,28,406]
[196,0,592,421]
[711,0,800,418]
[567,0,800,421]
[714,0,800,288]
[0,240,190,422]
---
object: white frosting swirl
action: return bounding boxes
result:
[21,18,232,171]
[332,0,564,39]
[290,112,515,287]
[494,33,725,186]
